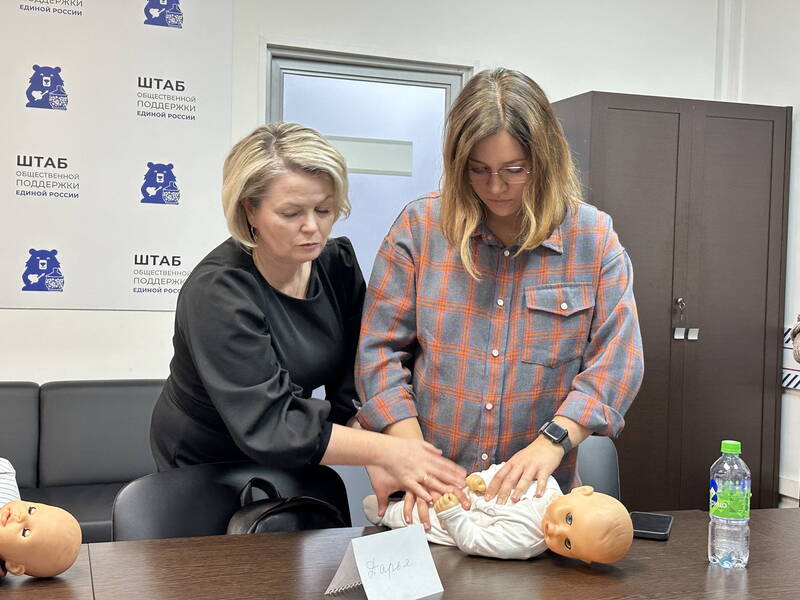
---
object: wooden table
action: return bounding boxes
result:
[3,509,799,599]
[0,545,93,600]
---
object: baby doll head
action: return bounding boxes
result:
[1,500,82,577]
[542,486,633,563]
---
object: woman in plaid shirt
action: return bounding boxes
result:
[356,69,644,529]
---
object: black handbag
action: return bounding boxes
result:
[226,476,348,534]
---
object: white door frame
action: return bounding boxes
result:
[265,45,472,123]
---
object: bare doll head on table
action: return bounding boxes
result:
[540,486,633,564]
[1,500,82,578]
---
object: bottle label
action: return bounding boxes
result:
[709,479,750,518]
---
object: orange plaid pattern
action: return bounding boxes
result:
[356,193,643,490]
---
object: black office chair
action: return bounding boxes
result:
[112,461,351,541]
[576,435,621,500]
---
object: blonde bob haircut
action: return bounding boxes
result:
[222,122,350,249]
[441,68,581,278]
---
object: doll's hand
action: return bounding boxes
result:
[434,493,460,513]
[484,436,564,505]
[465,474,486,494]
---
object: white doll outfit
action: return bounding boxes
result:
[364,462,563,560]
[0,458,21,505]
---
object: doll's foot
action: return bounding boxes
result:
[362,495,381,524]
[434,493,460,513]
[465,474,486,495]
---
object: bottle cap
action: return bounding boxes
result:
[721,440,741,454]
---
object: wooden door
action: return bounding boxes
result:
[678,101,788,509]
[580,93,692,510]
[554,93,789,510]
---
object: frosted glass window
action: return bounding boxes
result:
[283,74,446,277]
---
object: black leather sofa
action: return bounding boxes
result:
[0,379,164,542]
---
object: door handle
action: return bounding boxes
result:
[675,297,686,322]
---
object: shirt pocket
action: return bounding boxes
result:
[520,282,595,367]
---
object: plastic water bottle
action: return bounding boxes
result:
[708,440,751,568]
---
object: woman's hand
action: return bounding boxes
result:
[403,491,435,531]
[365,473,435,530]
[366,462,470,531]
[484,437,565,504]
[377,436,467,503]
[364,464,403,519]
[400,483,470,532]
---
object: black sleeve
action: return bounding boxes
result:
[324,237,366,425]
[177,267,333,467]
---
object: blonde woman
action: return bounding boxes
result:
[356,69,644,528]
[150,123,466,500]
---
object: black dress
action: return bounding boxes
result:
[150,236,365,470]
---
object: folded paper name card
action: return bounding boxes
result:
[325,525,443,599]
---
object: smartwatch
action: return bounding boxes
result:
[538,420,573,453]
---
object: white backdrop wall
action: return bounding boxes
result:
[0,1,232,381]
[231,0,719,141]
[1,3,233,312]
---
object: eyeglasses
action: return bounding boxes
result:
[467,165,531,185]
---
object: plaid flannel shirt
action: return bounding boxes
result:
[356,193,643,489]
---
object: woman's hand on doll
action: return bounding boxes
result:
[365,464,403,519]
[402,482,470,531]
[377,436,467,503]
[364,460,469,522]
[484,437,564,504]
[402,480,474,530]
[403,491,435,531]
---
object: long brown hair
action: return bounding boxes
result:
[440,68,581,278]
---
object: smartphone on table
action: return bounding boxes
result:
[630,511,673,541]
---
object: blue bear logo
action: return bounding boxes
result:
[22,249,64,292]
[141,162,181,205]
[144,0,183,28]
[25,65,69,110]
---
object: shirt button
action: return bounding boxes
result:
[481,453,489,461]
[491,349,499,357]
[485,403,493,410]
[503,249,510,257]
[560,302,569,310]
[497,298,504,307]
